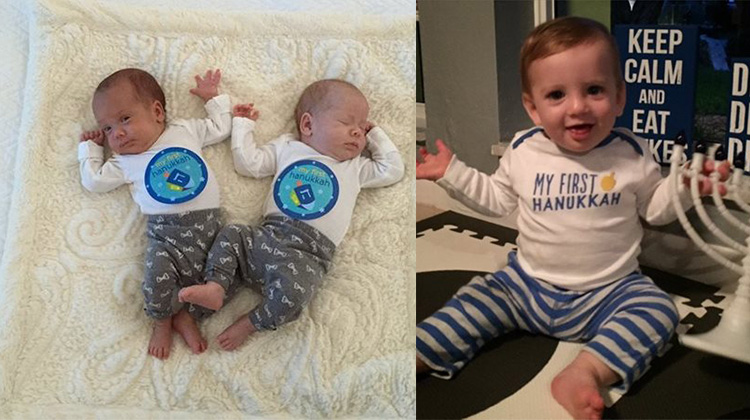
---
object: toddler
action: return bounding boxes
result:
[415,17,728,420]
[79,68,235,359]
[178,79,405,350]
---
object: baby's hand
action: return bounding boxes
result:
[363,121,375,133]
[80,129,105,146]
[417,139,454,180]
[189,69,221,102]
[233,103,260,120]
[684,159,731,196]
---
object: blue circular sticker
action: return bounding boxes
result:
[273,160,339,220]
[144,147,208,204]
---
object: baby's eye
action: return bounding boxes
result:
[103,126,112,133]
[587,85,604,95]
[546,90,564,100]
[121,116,130,123]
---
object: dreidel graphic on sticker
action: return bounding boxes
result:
[290,180,315,210]
[164,169,194,192]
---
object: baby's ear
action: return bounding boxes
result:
[615,81,627,117]
[521,93,542,126]
[152,100,166,124]
[299,112,313,137]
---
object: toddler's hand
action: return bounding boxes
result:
[80,129,105,146]
[684,159,731,196]
[189,69,221,102]
[417,139,453,180]
[233,103,260,120]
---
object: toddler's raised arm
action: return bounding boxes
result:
[416,139,453,180]
[434,143,518,218]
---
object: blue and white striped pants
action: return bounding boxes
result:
[416,252,679,391]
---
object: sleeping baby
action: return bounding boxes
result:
[78,68,251,359]
[177,79,405,350]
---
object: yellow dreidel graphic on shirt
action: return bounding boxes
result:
[601,172,616,192]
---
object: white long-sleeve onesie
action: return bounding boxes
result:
[78,94,232,214]
[437,127,692,290]
[231,117,404,245]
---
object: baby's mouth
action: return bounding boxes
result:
[567,124,594,139]
[118,139,135,152]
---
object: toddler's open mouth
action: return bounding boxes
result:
[567,124,593,140]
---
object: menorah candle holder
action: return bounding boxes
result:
[669,132,750,364]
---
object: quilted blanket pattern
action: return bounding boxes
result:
[0,0,415,417]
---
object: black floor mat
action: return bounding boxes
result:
[417,211,750,419]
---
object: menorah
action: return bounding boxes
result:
[669,132,750,364]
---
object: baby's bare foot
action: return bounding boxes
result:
[551,364,606,420]
[172,308,207,354]
[216,315,257,351]
[148,318,173,360]
[178,281,225,310]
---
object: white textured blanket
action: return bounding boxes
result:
[0,0,415,417]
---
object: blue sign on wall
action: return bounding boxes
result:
[614,25,698,165]
[725,58,750,172]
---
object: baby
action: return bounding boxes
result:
[78,68,235,359]
[178,79,405,350]
[415,17,728,420]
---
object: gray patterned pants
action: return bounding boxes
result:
[143,208,221,320]
[202,215,335,331]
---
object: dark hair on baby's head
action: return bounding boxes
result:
[294,79,363,136]
[520,16,623,94]
[95,68,167,117]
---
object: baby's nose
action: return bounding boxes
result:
[569,95,589,114]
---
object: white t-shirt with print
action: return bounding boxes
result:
[78,95,232,215]
[437,127,692,291]
[231,117,404,245]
